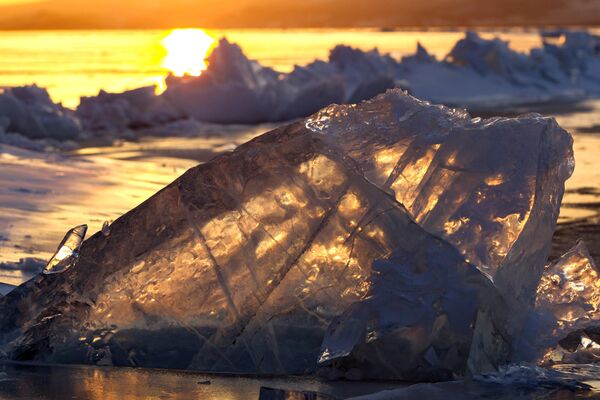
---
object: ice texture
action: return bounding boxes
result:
[0,90,573,379]
[318,252,495,381]
[310,91,573,377]
[516,241,600,365]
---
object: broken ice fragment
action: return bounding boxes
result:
[537,241,600,329]
[102,221,111,237]
[43,224,87,275]
[518,241,600,365]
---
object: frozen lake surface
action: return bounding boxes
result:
[2,361,600,399]
[0,362,405,400]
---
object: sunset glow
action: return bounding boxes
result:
[161,29,215,77]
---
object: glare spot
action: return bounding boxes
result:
[485,173,504,186]
[161,29,215,77]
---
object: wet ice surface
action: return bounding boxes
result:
[1,362,600,400]
[0,362,405,400]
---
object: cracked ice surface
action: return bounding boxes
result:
[0,90,573,379]
[306,93,573,285]
[309,92,573,377]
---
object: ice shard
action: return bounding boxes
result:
[43,224,87,275]
[102,221,111,237]
[0,90,573,379]
[517,241,600,365]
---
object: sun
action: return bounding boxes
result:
[161,29,215,77]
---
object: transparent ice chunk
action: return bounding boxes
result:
[0,91,573,379]
[43,224,87,275]
[517,241,600,365]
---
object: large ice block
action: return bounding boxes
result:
[0,90,573,379]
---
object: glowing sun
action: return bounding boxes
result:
[161,29,215,77]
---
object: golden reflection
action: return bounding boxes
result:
[374,146,405,179]
[299,154,346,192]
[536,242,600,364]
[161,29,215,77]
[339,192,362,215]
[489,213,522,259]
[443,217,470,235]
[484,173,505,186]
[389,146,437,207]
[537,241,600,328]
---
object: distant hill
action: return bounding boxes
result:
[0,0,598,29]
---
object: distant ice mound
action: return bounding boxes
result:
[163,39,396,123]
[159,30,600,124]
[0,86,81,147]
[77,86,183,133]
[0,90,573,380]
[404,30,600,110]
[1,30,598,148]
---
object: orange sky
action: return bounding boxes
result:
[0,0,597,29]
[0,0,41,3]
